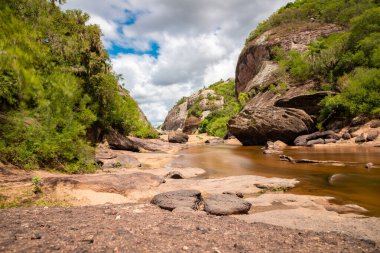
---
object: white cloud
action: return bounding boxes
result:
[63,0,291,126]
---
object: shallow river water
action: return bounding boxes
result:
[170,144,380,216]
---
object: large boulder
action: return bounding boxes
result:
[204,194,252,215]
[104,128,139,152]
[168,132,189,144]
[151,190,202,211]
[228,106,314,145]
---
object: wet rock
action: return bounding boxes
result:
[365,163,374,169]
[355,134,366,143]
[164,171,185,179]
[223,191,244,198]
[104,128,139,152]
[295,131,339,146]
[366,130,379,142]
[279,155,340,164]
[205,137,224,144]
[370,120,380,128]
[168,132,189,144]
[306,138,325,146]
[204,194,252,215]
[151,190,202,211]
[324,139,337,144]
[342,132,351,140]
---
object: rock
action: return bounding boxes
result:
[375,143,380,147]
[223,191,244,198]
[164,171,185,179]
[350,115,369,126]
[306,138,325,146]
[204,194,251,215]
[279,155,340,164]
[127,136,183,152]
[366,130,379,142]
[205,137,224,144]
[370,120,380,128]
[324,139,337,144]
[104,128,139,152]
[162,100,188,131]
[263,149,283,155]
[365,163,374,169]
[348,126,360,133]
[151,190,202,211]
[275,91,336,116]
[228,106,314,145]
[99,154,141,169]
[342,132,351,140]
[355,134,366,143]
[168,132,189,144]
[295,131,340,146]
[31,233,42,240]
[104,208,118,215]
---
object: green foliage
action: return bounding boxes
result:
[32,176,42,193]
[320,68,380,118]
[279,50,311,82]
[0,0,156,172]
[246,0,378,43]
[238,92,249,107]
[176,96,187,106]
[199,80,241,138]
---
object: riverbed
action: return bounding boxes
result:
[169,144,380,216]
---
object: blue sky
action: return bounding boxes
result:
[63,0,290,126]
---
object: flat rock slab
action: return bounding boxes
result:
[151,190,202,211]
[44,172,163,195]
[204,194,252,215]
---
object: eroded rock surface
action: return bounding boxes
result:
[151,190,202,211]
[204,194,252,215]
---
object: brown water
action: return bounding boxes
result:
[170,145,380,216]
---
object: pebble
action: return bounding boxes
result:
[365,162,374,169]
[115,215,121,220]
[182,246,189,251]
[31,233,42,240]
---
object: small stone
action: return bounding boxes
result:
[342,132,351,140]
[234,243,244,250]
[31,233,42,240]
[182,246,189,251]
[82,235,94,244]
[196,226,208,234]
[164,171,184,179]
[222,191,244,198]
[104,208,118,215]
[365,163,374,169]
[115,215,121,220]
[366,130,379,142]
[212,247,221,253]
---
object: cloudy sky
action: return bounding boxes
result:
[63,0,290,126]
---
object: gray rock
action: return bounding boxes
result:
[295,131,338,146]
[350,116,369,126]
[164,171,185,179]
[168,132,189,144]
[366,130,379,142]
[324,139,337,144]
[105,128,139,152]
[151,190,202,211]
[306,138,325,146]
[342,132,351,140]
[348,126,360,134]
[355,134,366,143]
[204,194,252,215]
[370,120,380,128]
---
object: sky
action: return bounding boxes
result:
[62,0,290,127]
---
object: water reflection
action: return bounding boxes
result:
[170,145,380,216]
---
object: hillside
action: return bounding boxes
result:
[0,0,157,173]
[162,79,244,138]
[228,0,380,145]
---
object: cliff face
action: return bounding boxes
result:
[228,23,344,145]
[162,88,225,134]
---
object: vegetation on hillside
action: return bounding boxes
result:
[0,0,156,173]
[246,0,380,122]
[199,80,241,138]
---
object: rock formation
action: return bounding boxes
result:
[228,23,345,145]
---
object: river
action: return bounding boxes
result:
[169,144,380,216]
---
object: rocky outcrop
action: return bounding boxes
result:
[294,130,340,146]
[162,87,225,133]
[229,23,344,145]
[104,128,139,152]
[228,106,314,145]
